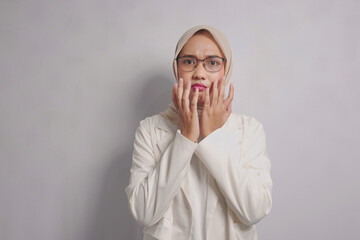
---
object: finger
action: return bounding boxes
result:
[182,80,191,113]
[177,78,184,109]
[172,83,179,109]
[219,76,226,103]
[204,87,210,109]
[223,83,234,109]
[191,88,199,112]
[212,79,219,105]
[226,100,232,111]
[224,101,232,120]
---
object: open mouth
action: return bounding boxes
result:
[191,83,207,91]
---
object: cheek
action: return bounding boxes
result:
[178,71,192,84]
[178,70,188,79]
[209,71,225,84]
[218,68,225,80]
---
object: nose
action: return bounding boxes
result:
[192,61,207,80]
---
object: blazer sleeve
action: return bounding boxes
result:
[195,116,272,226]
[125,118,197,227]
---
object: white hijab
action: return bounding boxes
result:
[161,25,233,126]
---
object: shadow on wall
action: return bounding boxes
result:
[87,71,174,240]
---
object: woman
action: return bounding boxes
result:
[125,25,272,240]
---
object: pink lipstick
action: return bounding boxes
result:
[191,83,207,91]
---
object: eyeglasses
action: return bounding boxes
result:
[176,56,226,72]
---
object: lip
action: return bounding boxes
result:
[191,83,207,91]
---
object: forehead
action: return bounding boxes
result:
[179,32,224,57]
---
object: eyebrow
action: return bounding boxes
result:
[178,54,222,59]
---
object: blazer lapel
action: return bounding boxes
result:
[154,117,194,207]
[155,117,177,155]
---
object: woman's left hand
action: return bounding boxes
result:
[200,77,234,138]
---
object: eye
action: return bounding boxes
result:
[208,58,221,66]
[181,58,196,65]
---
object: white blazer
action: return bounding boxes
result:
[125,112,272,240]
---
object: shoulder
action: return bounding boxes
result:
[139,114,163,129]
[138,113,177,133]
[228,113,267,150]
[134,114,167,144]
[227,112,264,131]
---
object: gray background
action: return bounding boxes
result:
[1,0,359,239]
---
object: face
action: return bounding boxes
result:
[177,32,225,106]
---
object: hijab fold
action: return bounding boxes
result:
[161,25,233,126]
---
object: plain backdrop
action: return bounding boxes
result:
[1,0,359,239]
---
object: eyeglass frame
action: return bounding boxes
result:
[175,56,226,72]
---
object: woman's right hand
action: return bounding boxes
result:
[172,78,199,142]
